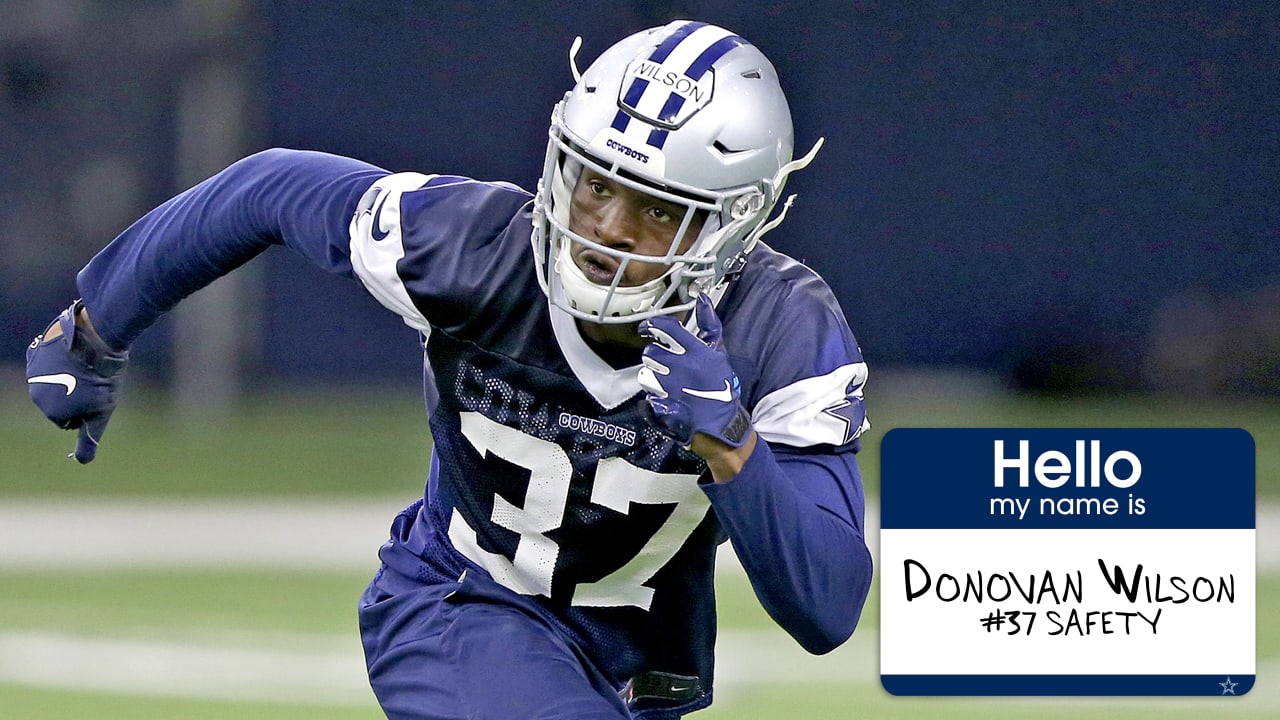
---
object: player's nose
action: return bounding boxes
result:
[592,200,638,251]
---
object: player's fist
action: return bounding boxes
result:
[26,300,129,463]
[637,294,751,448]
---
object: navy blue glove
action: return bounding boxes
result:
[637,295,752,448]
[26,300,129,463]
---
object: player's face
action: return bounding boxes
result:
[567,168,705,288]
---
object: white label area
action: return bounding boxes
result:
[879,528,1255,677]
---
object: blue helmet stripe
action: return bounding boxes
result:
[614,24,749,150]
[622,78,649,109]
[614,21,705,134]
[644,33,746,149]
[649,21,707,63]
[611,109,630,133]
[656,93,686,125]
[684,35,747,80]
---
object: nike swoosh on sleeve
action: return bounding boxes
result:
[370,195,392,241]
[28,373,77,395]
[683,380,733,402]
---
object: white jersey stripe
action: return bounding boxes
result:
[348,172,434,334]
[751,362,870,448]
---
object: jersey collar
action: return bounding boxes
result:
[547,290,643,411]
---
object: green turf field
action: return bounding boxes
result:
[3,382,1277,497]
[1,380,1273,718]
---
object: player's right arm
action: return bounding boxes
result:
[78,148,391,350]
[26,148,392,459]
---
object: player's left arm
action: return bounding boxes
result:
[701,440,871,655]
[638,295,872,654]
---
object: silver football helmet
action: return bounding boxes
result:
[531,20,823,323]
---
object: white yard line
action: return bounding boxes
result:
[0,630,377,707]
[0,497,408,571]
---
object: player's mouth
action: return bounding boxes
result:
[574,248,623,286]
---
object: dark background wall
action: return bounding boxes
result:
[3,1,1276,395]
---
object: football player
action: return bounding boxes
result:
[26,20,873,720]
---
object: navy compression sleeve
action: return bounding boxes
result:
[76,149,388,350]
[701,441,873,654]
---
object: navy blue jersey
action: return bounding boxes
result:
[74,149,873,719]
[350,169,869,709]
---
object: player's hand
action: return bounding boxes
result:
[26,300,129,463]
[637,294,752,450]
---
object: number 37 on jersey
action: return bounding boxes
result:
[447,411,710,610]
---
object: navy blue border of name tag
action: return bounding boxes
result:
[879,428,1256,697]
[880,428,1254,530]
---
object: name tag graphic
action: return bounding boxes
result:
[879,428,1255,696]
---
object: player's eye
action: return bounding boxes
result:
[648,203,687,225]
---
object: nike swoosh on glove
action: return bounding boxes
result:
[26,300,129,463]
[637,294,752,448]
